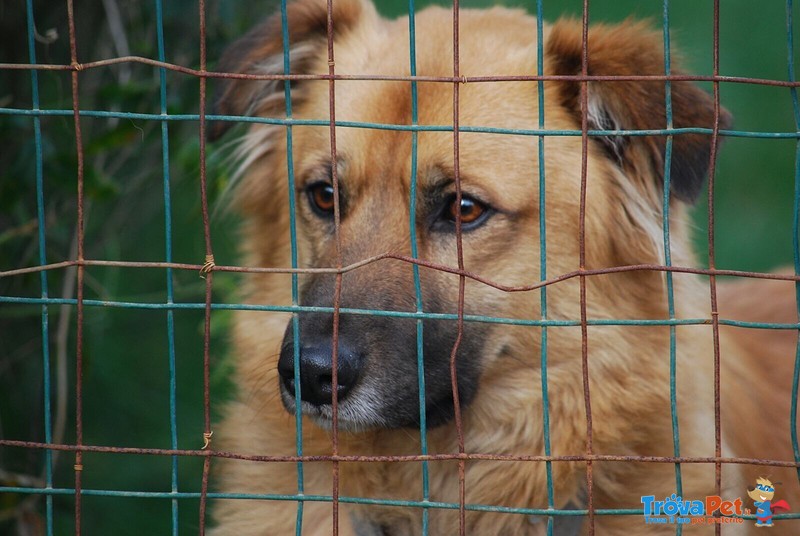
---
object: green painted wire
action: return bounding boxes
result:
[1,106,798,139]
[7,483,800,521]
[277,0,306,531]
[154,1,180,533]
[0,485,641,517]
[787,0,800,485]
[25,1,53,534]
[535,2,555,535]
[405,0,431,532]
[3,295,799,330]
[661,2,684,529]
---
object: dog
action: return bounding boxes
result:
[207,0,799,533]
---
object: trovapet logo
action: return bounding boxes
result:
[746,477,791,528]
[641,494,745,526]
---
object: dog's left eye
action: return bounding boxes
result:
[443,194,490,229]
[307,182,336,215]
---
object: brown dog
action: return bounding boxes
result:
[208,0,799,533]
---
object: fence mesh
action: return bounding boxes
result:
[1,0,800,535]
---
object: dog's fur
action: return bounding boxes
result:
[208,0,800,533]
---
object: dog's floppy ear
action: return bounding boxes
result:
[209,0,370,141]
[545,19,732,203]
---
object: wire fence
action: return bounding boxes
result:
[1,0,800,535]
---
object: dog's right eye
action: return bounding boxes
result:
[306,182,336,216]
[447,195,486,225]
[436,193,492,231]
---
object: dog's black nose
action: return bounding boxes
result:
[278,343,362,406]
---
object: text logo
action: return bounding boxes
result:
[641,494,745,526]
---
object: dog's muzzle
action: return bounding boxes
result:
[278,338,364,407]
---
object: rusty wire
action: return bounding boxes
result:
[708,3,724,534]
[578,1,596,532]
[4,57,800,88]
[449,0,469,533]
[64,0,86,532]
[324,0,344,531]
[4,259,799,295]
[4,437,800,471]
[4,437,800,468]
[196,0,214,534]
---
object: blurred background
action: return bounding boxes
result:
[0,0,797,534]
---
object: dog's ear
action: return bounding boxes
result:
[209,0,370,141]
[545,19,732,203]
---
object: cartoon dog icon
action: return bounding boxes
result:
[747,477,791,527]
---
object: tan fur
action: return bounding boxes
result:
[209,1,800,534]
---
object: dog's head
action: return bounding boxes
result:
[213,0,730,431]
